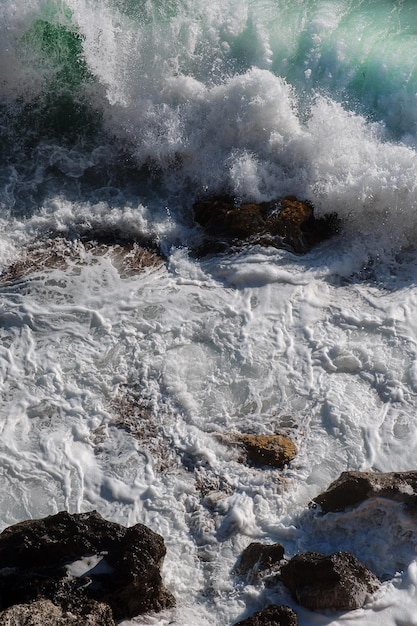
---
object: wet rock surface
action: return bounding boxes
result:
[0,598,115,626]
[280,551,380,611]
[234,605,299,626]
[0,236,165,283]
[313,470,417,513]
[234,433,297,468]
[0,510,175,622]
[234,542,285,581]
[193,195,338,254]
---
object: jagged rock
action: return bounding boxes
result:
[0,510,175,622]
[280,551,380,611]
[234,542,285,581]
[234,605,298,626]
[0,598,115,626]
[193,195,338,254]
[313,470,417,513]
[233,434,297,468]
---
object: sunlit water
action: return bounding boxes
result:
[1,1,417,624]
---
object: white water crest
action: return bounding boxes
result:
[1,1,417,625]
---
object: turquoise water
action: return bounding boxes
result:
[9,0,417,136]
[2,0,417,234]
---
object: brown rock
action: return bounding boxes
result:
[108,242,164,276]
[313,470,417,514]
[280,551,380,611]
[0,510,175,622]
[193,195,264,239]
[193,195,338,254]
[234,605,298,626]
[0,599,115,626]
[0,237,164,283]
[235,434,297,468]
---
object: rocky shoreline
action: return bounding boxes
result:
[2,468,417,624]
[0,197,413,625]
[0,193,338,286]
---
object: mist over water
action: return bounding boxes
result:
[2,1,417,625]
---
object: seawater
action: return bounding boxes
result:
[1,1,417,624]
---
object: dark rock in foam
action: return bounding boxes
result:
[0,510,175,623]
[280,551,380,611]
[313,470,417,513]
[234,542,285,582]
[236,541,285,574]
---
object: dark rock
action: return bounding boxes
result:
[234,605,298,626]
[235,543,285,581]
[0,510,175,621]
[280,551,380,611]
[234,434,297,468]
[193,195,338,254]
[313,470,417,513]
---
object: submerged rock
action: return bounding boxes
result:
[233,433,297,468]
[313,470,417,513]
[109,387,176,472]
[280,551,380,611]
[0,236,164,282]
[193,195,338,254]
[234,542,285,581]
[235,542,284,575]
[0,510,175,622]
[234,605,298,626]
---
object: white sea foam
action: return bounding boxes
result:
[0,240,417,624]
[1,0,417,624]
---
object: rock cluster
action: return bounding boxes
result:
[233,544,379,623]
[1,460,415,626]
[193,195,338,254]
[0,510,174,625]
[236,469,417,624]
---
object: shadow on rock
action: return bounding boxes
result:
[192,195,339,256]
[0,510,175,624]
